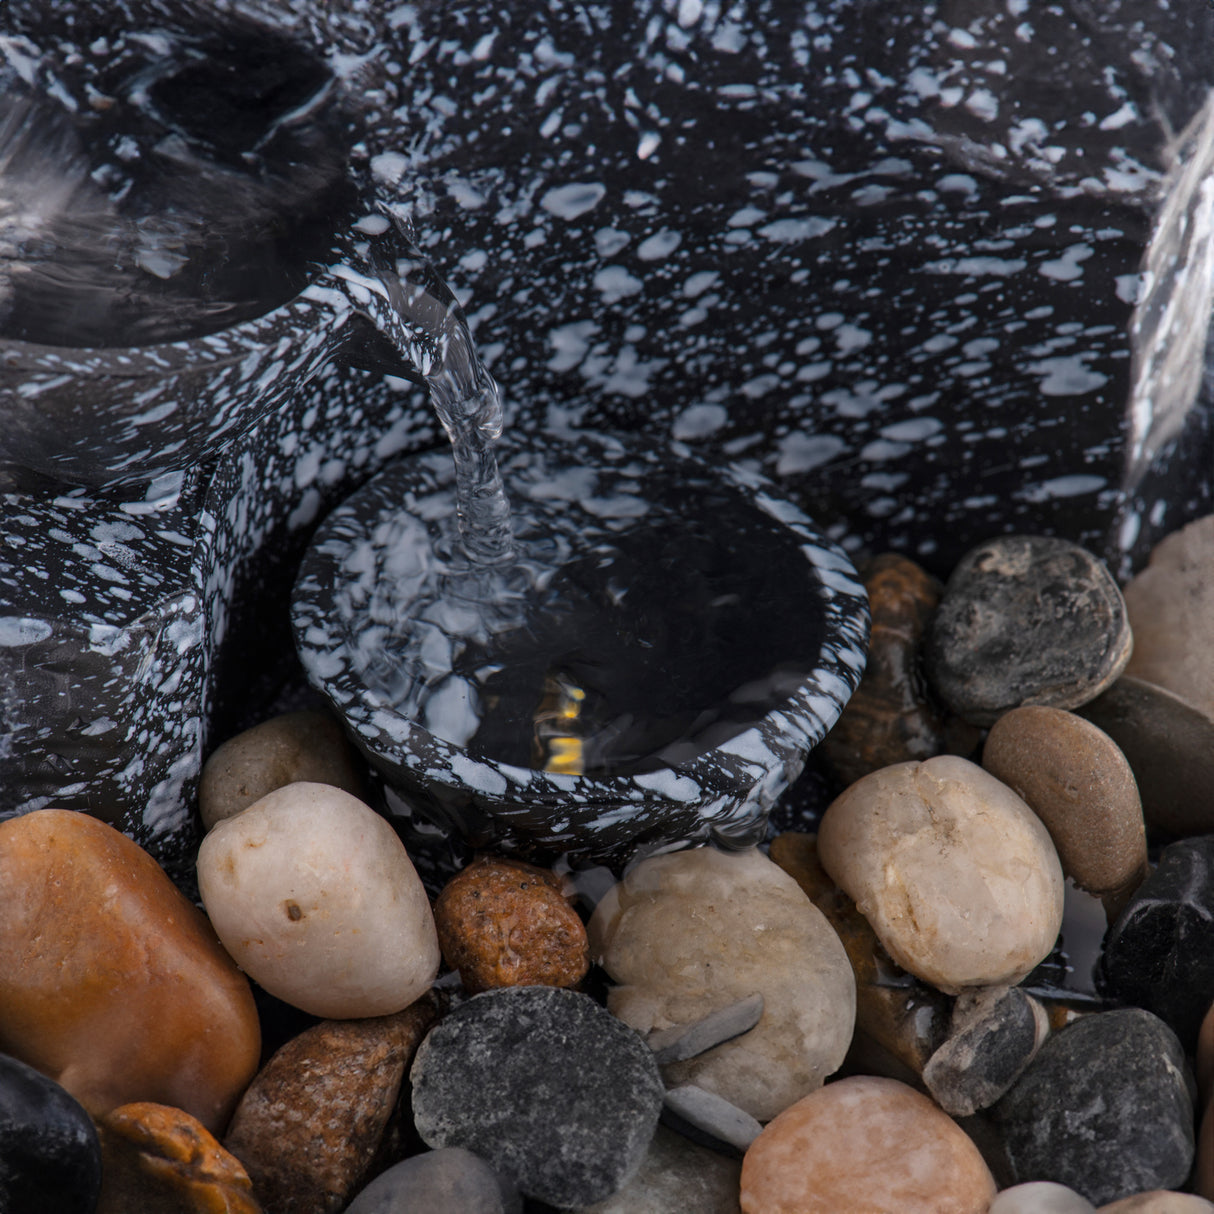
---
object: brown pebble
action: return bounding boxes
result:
[983,706,1149,920]
[739,1074,996,1213]
[224,994,436,1214]
[97,1102,261,1214]
[199,710,365,830]
[1197,1002,1214,1101]
[1099,1192,1214,1212]
[434,855,589,994]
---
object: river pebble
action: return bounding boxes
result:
[989,1182,1097,1213]
[982,705,1148,919]
[739,1074,996,1213]
[434,855,589,993]
[991,1008,1195,1205]
[925,535,1132,726]
[343,1147,521,1214]
[1099,1195,1214,1213]
[817,755,1064,993]
[410,985,664,1209]
[0,808,260,1133]
[588,845,855,1122]
[197,781,440,1018]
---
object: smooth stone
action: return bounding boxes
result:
[1197,1099,1214,1202]
[1123,514,1214,718]
[224,994,437,1214]
[0,1051,101,1214]
[343,1148,521,1214]
[1098,837,1214,1048]
[923,986,1049,1117]
[982,706,1148,919]
[989,1182,1097,1213]
[588,846,856,1122]
[662,1084,763,1153]
[433,855,589,994]
[817,756,1065,993]
[1198,999,1214,1099]
[96,1101,260,1214]
[1079,677,1214,838]
[992,1008,1195,1206]
[197,782,440,1018]
[649,994,765,1065]
[199,710,366,830]
[926,535,1132,726]
[410,986,664,1209]
[1100,1195,1214,1213]
[576,1124,742,1214]
[739,1074,996,1214]
[0,808,260,1132]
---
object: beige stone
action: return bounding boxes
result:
[589,846,855,1123]
[990,1181,1096,1213]
[817,755,1064,993]
[197,782,440,1018]
[739,1074,996,1213]
[1099,1193,1214,1213]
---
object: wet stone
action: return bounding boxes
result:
[739,1075,996,1214]
[0,1051,101,1214]
[992,1008,1195,1206]
[1098,836,1214,1049]
[0,808,260,1133]
[409,985,664,1209]
[982,706,1148,919]
[343,1148,521,1214]
[199,710,366,830]
[97,1101,260,1214]
[224,995,437,1214]
[817,756,1064,994]
[588,846,856,1122]
[925,535,1132,727]
[989,1182,1098,1213]
[433,855,589,994]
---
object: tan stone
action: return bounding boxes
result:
[589,846,855,1123]
[197,782,440,1018]
[199,710,365,830]
[97,1102,261,1214]
[817,756,1064,993]
[983,706,1148,920]
[225,996,437,1214]
[739,1074,996,1213]
[1099,1193,1214,1213]
[0,809,260,1133]
[434,855,589,994]
[990,1181,1097,1212]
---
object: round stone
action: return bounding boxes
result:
[982,705,1148,917]
[199,709,366,830]
[434,855,589,994]
[1123,514,1214,718]
[1099,1195,1214,1213]
[588,845,856,1122]
[990,1182,1097,1213]
[197,781,440,1018]
[925,534,1132,726]
[409,986,664,1209]
[817,755,1064,993]
[344,1148,520,1214]
[739,1074,996,1213]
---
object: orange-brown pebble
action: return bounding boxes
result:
[96,1102,261,1214]
[434,855,589,993]
[0,809,260,1133]
[739,1075,996,1214]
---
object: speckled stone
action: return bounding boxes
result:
[0,808,260,1133]
[1123,515,1214,718]
[990,1182,1097,1213]
[198,710,366,830]
[197,782,440,1018]
[1099,1195,1214,1213]
[0,1052,102,1214]
[926,535,1133,726]
[224,994,437,1214]
[410,986,664,1209]
[589,846,856,1122]
[992,1008,1195,1205]
[434,855,589,994]
[343,1148,521,1214]
[739,1075,996,1214]
[982,706,1148,919]
[96,1102,260,1214]
[817,756,1065,993]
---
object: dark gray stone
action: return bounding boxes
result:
[410,986,664,1209]
[926,535,1132,726]
[344,1148,520,1214]
[991,1007,1195,1206]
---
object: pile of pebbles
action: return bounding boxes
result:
[3,515,1214,1212]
